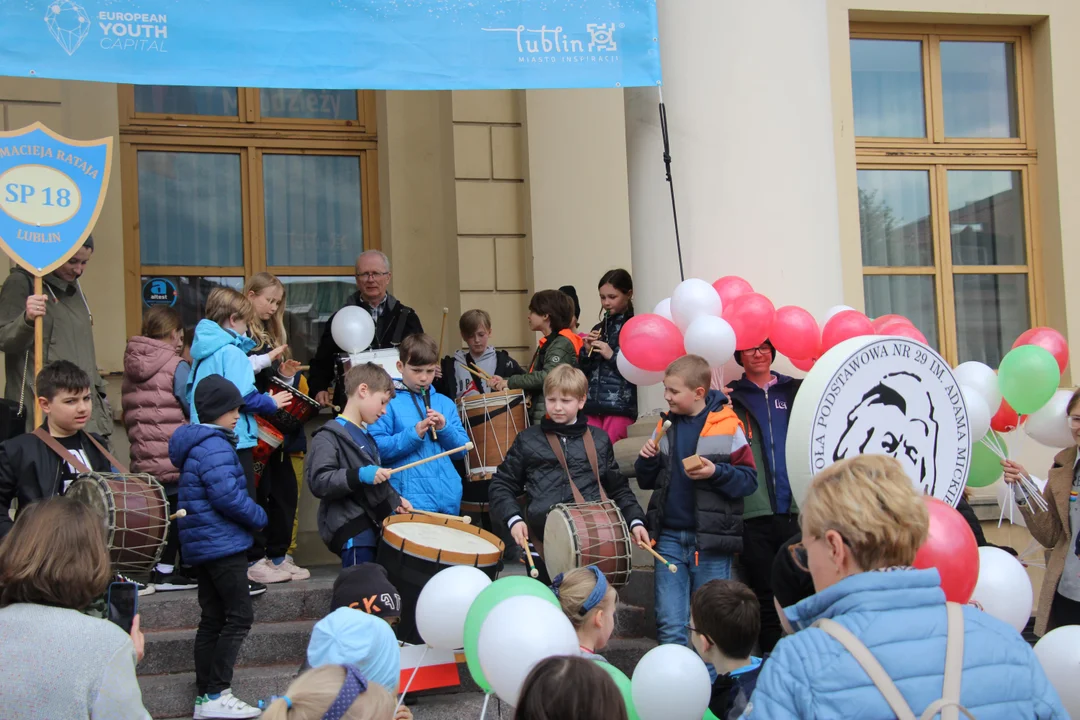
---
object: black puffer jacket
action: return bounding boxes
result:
[578,311,637,419]
[488,417,646,540]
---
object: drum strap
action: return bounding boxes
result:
[33,427,128,474]
[546,431,608,505]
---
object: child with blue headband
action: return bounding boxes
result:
[261,663,405,720]
[552,565,618,663]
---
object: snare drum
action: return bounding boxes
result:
[543,501,633,588]
[252,417,284,487]
[458,390,528,480]
[266,377,321,435]
[378,514,504,643]
[67,473,170,576]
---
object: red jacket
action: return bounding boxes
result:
[121,336,186,484]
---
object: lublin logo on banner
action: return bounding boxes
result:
[482,23,622,64]
[45,1,168,56]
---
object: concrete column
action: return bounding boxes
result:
[626,0,845,321]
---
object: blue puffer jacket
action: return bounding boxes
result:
[745,569,1067,720]
[187,319,260,449]
[170,424,267,566]
[578,311,637,419]
[368,381,470,514]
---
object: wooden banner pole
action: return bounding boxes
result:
[32,276,43,427]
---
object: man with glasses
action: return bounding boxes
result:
[725,338,801,654]
[308,250,423,408]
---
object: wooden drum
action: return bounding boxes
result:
[67,472,170,576]
[543,500,633,588]
[458,390,528,481]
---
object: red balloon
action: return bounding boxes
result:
[771,306,822,361]
[913,497,980,604]
[990,399,1021,433]
[1013,327,1069,374]
[619,313,685,372]
[820,310,874,354]
[712,276,754,309]
[790,356,817,372]
[871,314,912,333]
[878,320,928,345]
[722,293,776,351]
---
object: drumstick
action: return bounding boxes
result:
[457,362,487,381]
[638,540,677,573]
[436,307,449,359]
[409,508,472,525]
[389,442,473,475]
[523,543,539,579]
[650,419,672,444]
[169,509,187,521]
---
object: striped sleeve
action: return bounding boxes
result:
[728,425,755,470]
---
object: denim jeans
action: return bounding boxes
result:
[654,528,733,647]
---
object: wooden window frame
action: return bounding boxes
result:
[119,85,380,339]
[851,24,1041,366]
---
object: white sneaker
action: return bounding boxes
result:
[195,689,261,719]
[278,556,311,581]
[246,558,291,584]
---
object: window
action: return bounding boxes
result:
[851,26,1038,367]
[120,87,378,362]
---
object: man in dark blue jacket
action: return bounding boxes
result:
[725,339,801,654]
[170,374,267,720]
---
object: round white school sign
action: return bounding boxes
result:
[786,336,970,508]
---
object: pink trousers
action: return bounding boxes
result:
[587,415,635,444]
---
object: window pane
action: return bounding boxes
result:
[948,170,1025,266]
[281,276,356,363]
[863,275,940,351]
[260,90,358,121]
[858,169,934,267]
[940,42,1019,138]
[954,274,1029,365]
[139,276,243,330]
[850,39,926,138]
[138,152,244,267]
[264,155,363,267]
[134,86,238,116]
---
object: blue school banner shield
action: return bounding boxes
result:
[0,0,661,91]
[0,123,112,276]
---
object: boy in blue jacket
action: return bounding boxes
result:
[370,334,470,514]
[170,374,267,720]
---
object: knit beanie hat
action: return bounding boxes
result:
[559,285,581,320]
[194,374,244,423]
[306,608,401,692]
[331,563,402,622]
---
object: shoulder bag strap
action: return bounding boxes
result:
[919,603,976,720]
[83,432,128,473]
[582,429,609,502]
[814,618,918,720]
[32,427,92,475]
[545,432,587,505]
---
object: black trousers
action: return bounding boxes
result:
[741,514,800,654]
[1049,591,1080,631]
[194,551,254,696]
[161,486,182,568]
[236,448,265,563]
[258,450,299,560]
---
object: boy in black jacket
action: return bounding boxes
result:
[489,365,649,583]
[439,309,523,399]
[306,362,413,568]
[0,360,113,539]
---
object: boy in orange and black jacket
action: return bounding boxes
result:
[636,354,757,649]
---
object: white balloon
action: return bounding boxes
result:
[1025,389,1075,449]
[670,279,723,332]
[331,305,376,354]
[971,546,1033,632]
[653,298,673,322]
[683,316,737,368]
[954,361,1002,416]
[631,644,711,720]
[824,305,856,323]
[617,351,665,387]
[1035,625,1080,718]
[960,385,991,442]
[415,566,492,650]
[477,595,579,707]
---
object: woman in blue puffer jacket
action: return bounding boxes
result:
[744,454,1066,720]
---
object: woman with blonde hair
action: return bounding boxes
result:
[0,496,150,719]
[750,454,1065,719]
[261,664,408,720]
[242,272,309,582]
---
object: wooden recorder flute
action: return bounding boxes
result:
[588,310,610,357]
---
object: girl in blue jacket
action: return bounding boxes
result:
[369,334,470,514]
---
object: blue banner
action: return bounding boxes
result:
[0,1,661,90]
[0,123,111,276]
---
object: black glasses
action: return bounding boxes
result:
[685,623,699,635]
[356,271,389,280]
[789,542,809,573]
[744,345,772,356]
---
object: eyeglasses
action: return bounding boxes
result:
[1068,416,1080,429]
[744,345,772,357]
[356,271,389,280]
[685,623,699,635]
[788,542,809,573]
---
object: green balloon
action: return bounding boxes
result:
[703,712,721,720]
[463,575,559,692]
[968,430,1008,488]
[998,345,1061,415]
[599,662,640,720]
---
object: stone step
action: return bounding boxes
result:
[140,619,314,677]
[139,663,298,720]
